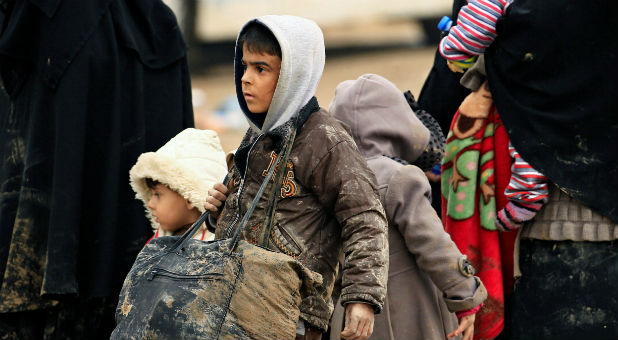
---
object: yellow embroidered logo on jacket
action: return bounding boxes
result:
[262,151,297,198]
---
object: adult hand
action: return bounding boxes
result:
[204,182,228,218]
[447,313,476,340]
[340,303,374,340]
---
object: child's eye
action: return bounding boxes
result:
[257,66,265,73]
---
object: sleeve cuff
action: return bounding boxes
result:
[444,276,488,312]
[339,292,383,314]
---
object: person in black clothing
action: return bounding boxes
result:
[0,0,193,338]
[484,1,617,338]
[416,0,469,217]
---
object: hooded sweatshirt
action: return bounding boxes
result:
[214,16,389,331]
[235,15,324,134]
[330,74,487,340]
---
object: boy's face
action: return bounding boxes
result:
[241,44,281,114]
[147,184,199,233]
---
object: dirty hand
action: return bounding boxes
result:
[447,313,476,340]
[340,303,374,340]
[204,182,228,218]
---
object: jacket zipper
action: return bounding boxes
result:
[225,134,264,238]
[148,268,222,281]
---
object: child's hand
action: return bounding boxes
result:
[205,183,228,218]
[424,170,441,183]
[340,303,374,340]
[447,313,476,340]
[446,56,477,73]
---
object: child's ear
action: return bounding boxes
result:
[185,199,195,211]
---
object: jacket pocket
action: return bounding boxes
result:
[270,223,303,259]
[148,267,222,282]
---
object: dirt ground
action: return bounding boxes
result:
[191,46,437,153]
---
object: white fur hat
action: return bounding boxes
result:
[130,128,228,235]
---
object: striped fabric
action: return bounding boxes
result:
[146,225,215,244]
[495,142,549,231]
[506,142,548,204]
[439,0,513,61]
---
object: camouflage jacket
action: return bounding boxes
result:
[214,106,389,331]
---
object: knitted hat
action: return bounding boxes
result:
[130,128,228,235]
[403,90,446,171]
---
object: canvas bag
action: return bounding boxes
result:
[112,129,322,339]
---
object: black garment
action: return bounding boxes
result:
[417,0,469,136]
[417,50,470,138]
[403,90,445,172]
[0,0,192,320]
[512,239,618,339]
[417,0,469,215]
[485,0,618,222]
[0,297,117,340]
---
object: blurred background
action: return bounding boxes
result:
[162,0,448,152]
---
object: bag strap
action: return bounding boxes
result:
[170,127,297,255]
[168,174,231,253]
[230,128,297,252]
[257,129,296,248]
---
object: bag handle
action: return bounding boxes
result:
[256,129,295,248]
[230,128,297,252]
[170,127,297,255]
[167,173,231,253]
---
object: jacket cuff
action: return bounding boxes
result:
[339,292,383,314]
[456,302,483,319]
[444,276,488,312]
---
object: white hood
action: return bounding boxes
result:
[234,15,325,133]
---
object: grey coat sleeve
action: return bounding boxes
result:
[385,165,487,311]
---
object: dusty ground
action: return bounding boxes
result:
[191,46,437,153]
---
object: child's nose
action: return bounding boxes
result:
[147,196,155,210]
[241,69,252,84]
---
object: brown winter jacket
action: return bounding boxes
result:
[214,104,389,331]
[330,74,487,340]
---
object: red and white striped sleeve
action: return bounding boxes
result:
[495,142,549,231]
[439,0,513,61]
[505,142,549,204]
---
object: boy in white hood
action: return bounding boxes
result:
[205,16,389,340]
[130,128,228,241]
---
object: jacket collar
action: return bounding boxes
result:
[233,97,319,177]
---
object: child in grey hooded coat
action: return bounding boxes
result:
[329,74,487,340]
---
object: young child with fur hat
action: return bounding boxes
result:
[130,128,228,241]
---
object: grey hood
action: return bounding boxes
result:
[329,74,430,162]
[234,15,325,133]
